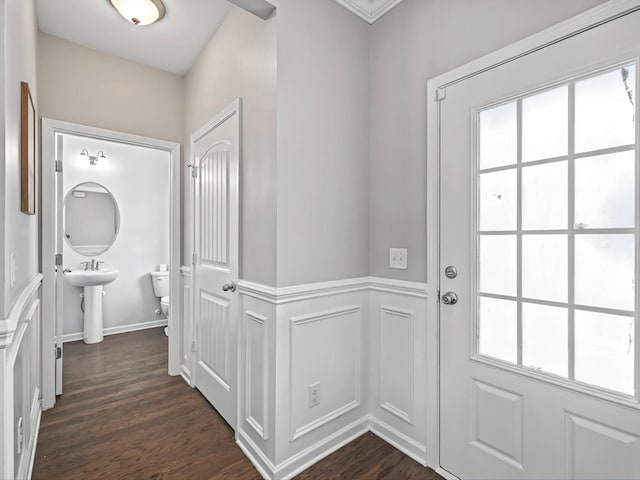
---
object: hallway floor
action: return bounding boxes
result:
[33,328,442,479]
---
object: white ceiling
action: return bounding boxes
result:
[36,0,405,76]
[36,0,232,75]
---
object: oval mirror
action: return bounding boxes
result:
[64,182,120,256]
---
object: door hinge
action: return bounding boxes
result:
[55,160,63,172]
[191,341,196,353]
[436,87,447,102]
[55,253,63,266]
[55,346,62,360]
[192,253,198,265]
[437,290,441,303]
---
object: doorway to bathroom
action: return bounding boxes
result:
[41,119,181,409]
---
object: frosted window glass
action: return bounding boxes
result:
[522,86,568,162]
[575,151,635,229]
[479,170,517,231]
[575,310,634,395]
[575,235,635,311]
[575,65,636,153]
[479,235,517,297]
[522,303,568,377]
[479,102,517,169]
[522,235,567,302]
[479,297,517,363]
[522,161,568,230]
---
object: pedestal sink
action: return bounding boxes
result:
[64,269,119,344]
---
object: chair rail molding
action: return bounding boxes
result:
[237,276,427,305]
[0,274,42,349]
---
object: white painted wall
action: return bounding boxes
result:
[184,5,277,286]
[2,0,39,317]
[37,33,183,144]
[0,1,41,477]
[368,0,608,282]
[273,0,370,287]
[61,134,170,337]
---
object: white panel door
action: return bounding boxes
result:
[192,100,240,430]
[440,11,640,480]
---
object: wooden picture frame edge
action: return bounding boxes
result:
[21,81,36,215]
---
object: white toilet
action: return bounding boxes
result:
[150,271,169,336]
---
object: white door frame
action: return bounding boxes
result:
[425,1,640,476]
[41,118,181,409]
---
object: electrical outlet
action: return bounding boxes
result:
[308,382,320,408]
[389,248,407,269]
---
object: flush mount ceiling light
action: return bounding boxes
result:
[108,0,166,26]
[80,149,108,166]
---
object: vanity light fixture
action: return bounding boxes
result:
[108,0,166,26]
[80,149,108,166]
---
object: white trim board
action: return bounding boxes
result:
[0,275,42,349]
[333,0,405,24]
[237,415,428,480]
[20,391,41,480]
[424,0,640,471]
[62,319,168,343]
[238,276,428,304]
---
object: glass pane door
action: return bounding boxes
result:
[476,63,637,397]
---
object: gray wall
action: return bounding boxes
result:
[274,0,370,287]
[184,6,277,286]
[2,0,39,317]
[37,33,183,144]
[368,0,607,282]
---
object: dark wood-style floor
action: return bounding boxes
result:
[33,328,443,479]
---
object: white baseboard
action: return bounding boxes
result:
[180,364,193,387]
[63,319,168,343]
[237,417,370,480]
[369,416,428,466]
[275,416,370,480]
[436,466,460,480]
[237,428,276,480]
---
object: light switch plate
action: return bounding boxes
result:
[389,248,407,269]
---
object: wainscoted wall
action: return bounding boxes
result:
[231,276,427,480]
[0,276,42,480]
[180,267,193,384]
[368,278,429,463]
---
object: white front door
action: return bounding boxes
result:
[192,100,241,430]
[440,11,640,480]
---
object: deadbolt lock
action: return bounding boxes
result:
[444,266,458,279]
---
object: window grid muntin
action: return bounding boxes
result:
[475,63,638,399]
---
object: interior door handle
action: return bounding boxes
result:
[222,281,237,293]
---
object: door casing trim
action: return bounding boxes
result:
[425,0,640,472]
[41,118,181,409]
